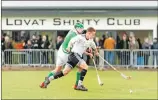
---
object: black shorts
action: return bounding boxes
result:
[66,52,85,68]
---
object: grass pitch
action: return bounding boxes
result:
[2,68,158,99]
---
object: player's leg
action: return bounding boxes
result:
[49,64,72,80]
[41,64,72,88]
[40,47,68,88]
[73,68,82,89]
[67,53,84,89]
[76,60,89,91]
[40,55,63,86]
[40,63,63,88]
[47,47,66,78]
[40,52,79,88]
[46,59,63,80]
[51,62,74,79]
[41,52,80,88]
[74,48,92,89]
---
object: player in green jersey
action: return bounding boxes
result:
[40,23,92,89]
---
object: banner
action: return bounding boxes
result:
[2,17,157,30]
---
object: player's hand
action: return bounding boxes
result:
[66,48,71,52]
[88,48,92,53]
[95,52,99,56]
[97,46,101,49]
[89,53,93,58]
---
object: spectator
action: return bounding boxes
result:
[41,35,50,64]
[104,34,116,65]
[99,35,106,49]
[94,37,101,65]
[4,36,13,64]
[95,37,101,48]
[46,35,50,44]
[128,33,139,65]
[1,33,6,65]
[49,39,55,64]
[24,37,30,48]
[152,38,158,66]
[31,34,39,64]
[41,35,50,49]
[37,35,42,49]
[21,40,26,64]
[119,33,130,65]
[35,35,43,65]
[137,38,142,49]
[49,39,54,49]
[142,37,151,65]
[24,40,33,49]
[24,40,33,66]
[56,35,64,50]
[31,34,38,49]
[137,38,144,65]
[1,33,6,51]
[129,34,139,50]
[116,34,121,49]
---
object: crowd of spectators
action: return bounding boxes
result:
[1,31,158,67]
[93,32,158,67]
[1,33,64,66]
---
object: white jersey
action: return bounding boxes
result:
[68,34,96,57]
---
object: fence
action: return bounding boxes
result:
[2,49,158,69]
[99,49,158,69]
[2,49,56,68]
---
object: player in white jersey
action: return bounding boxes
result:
[42,27,99,91]
[40,23,85,88]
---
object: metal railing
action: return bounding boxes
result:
[2,49,158,69]
[99,49,158,69]
[3,49,56,67]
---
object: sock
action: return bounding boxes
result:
[44,72,55,83]
[75,72,81,86]
[48,71,55,78]
[48,71,64,81]
[53,71,64,79]
[78,69,87,86]
[78,80,83,86]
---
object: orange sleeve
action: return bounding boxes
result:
[103,39,106,49]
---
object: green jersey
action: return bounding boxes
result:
[61,29,78,53]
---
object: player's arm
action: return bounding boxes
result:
[90,41,99,56]
[66,36,80,52]
[84,48,93,58]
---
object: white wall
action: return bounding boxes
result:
[2,16,157,38]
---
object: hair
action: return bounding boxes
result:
[58,35,64,39]
[46,35,49,41]
[107,33,112,38]
[87,27,96,32]
[38,35,42,40]
[3,33,6,37]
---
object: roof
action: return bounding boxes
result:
[2,9,157,17]
[2,1,158,10]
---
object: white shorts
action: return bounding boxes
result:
[56,46,69,67]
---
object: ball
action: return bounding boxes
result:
[130,89,133,94]
[100,83,104,86]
